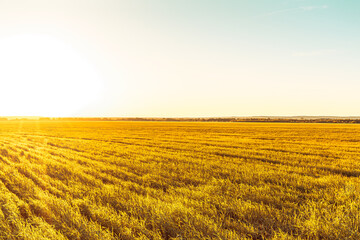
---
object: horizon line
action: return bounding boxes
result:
[2,116,360,119]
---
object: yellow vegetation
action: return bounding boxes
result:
[0,121,359,239]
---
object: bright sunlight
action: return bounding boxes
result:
[0,34,103,117]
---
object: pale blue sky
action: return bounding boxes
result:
[0,0,359,117]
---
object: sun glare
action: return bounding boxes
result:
[0,34,103,117]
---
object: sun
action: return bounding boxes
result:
[0,34,103,117]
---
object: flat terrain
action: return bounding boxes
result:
[0,121,359,239]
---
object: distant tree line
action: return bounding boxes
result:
[1,117,359,123]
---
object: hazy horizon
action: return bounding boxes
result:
[2,115,360,119]
[1,0,359,117]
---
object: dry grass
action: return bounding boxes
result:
[0,121,359,239]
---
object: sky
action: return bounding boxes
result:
[0,0,359,117]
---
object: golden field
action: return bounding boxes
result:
[0,121,359,239]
